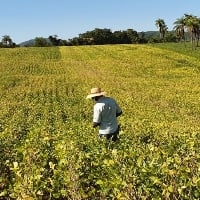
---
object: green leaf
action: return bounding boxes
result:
[96,180,104,185]
[0,191,7,197]
[168,185,173,193]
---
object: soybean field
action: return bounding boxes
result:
[0,44,200,199]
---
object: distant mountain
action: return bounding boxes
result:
[141,31,160,38]
[19,39,35,47]
[19,38,51,47]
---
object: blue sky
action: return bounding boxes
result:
[1,0,199,44]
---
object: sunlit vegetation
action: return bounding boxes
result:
[0,44,199,199]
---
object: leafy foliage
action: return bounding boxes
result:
[0,44,200,199]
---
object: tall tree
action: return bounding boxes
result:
[126,29,139,43]
[1,35,13,47]
[173,17,186,44]
[34,37,50,47]
[79,28,114,45]
[48,35,61,46]
[113,31,129,44]
[183,14,200,49]
[155,19,168,41]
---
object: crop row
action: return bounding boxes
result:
[0,44,199,199]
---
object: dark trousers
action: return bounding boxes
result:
[99,126,120,142]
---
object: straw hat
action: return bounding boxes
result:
[86,87,106,99]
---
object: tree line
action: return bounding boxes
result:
[1,14,199,48]
[156,14,200,50]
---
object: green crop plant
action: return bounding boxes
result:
[0,44,199,199]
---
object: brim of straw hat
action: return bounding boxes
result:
[86,91,106,99]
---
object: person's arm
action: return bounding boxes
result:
[93,122,100,128]
[93,104,101,128]
[116,110,122,117]
[115,100,122,117]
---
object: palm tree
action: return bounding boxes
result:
[183,14,200,49]
[155,18,168,41]
[173,17,186,44]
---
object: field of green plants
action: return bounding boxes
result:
[0,43,199,199]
